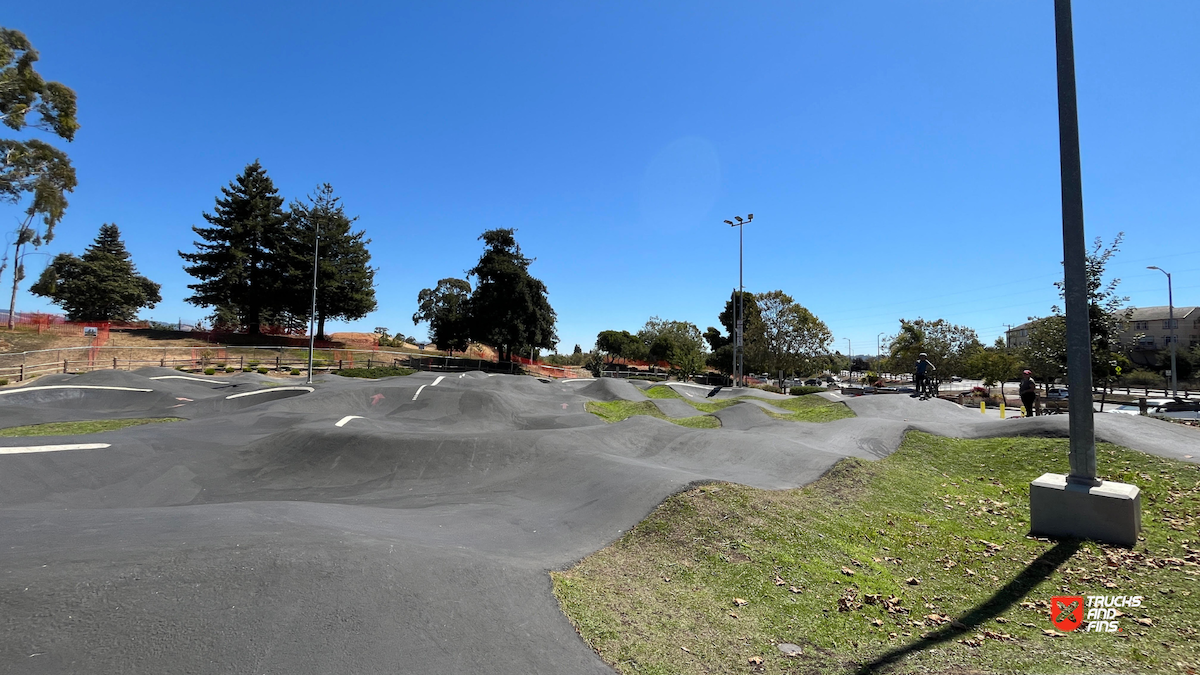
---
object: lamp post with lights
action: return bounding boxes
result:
[1147,265,1176,397]
[723,214,753,387]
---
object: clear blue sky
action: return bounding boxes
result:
[6,1,1198,356]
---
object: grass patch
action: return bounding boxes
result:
[553,432,1200,674]
[0,418,184,437]
[586,400,720,429]
[334,366,416,379]
[646,386,683,399]
[763,394,856,423]
[683,393,855,423]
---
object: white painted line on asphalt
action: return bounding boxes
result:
[149,375,223,384]
[0,385,153,396]
[224,386,314,400]
[0,443,111,455]
[412,385,427,401]
[335,415,363,427]
[431,376,445,387]
[563,379,596,383]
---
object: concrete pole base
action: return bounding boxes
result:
[1029,473,1141,547]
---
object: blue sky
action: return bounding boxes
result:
[6,1,1198,356]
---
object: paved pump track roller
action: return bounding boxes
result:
[0,369,1196,674]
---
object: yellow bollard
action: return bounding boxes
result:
[980,401,986,415]
[1000,402,1005,419]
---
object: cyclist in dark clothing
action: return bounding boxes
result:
[914,353,936,399]
[1019,370,1038,417]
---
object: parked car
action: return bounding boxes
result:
[1046,387,1069,400]
[897,386,915,393]
[1110,399,1200,418]
[803,378,821,387]
[949,376,963,382]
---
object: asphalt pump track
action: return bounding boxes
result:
[1,370,1196,674]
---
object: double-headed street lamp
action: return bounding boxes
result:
[724,214,753,387]
[1147,265,1176,397]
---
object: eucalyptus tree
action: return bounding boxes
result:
[1,28,79,328]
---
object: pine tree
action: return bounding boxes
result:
[30,223,161,322]
[284,184,377,339]
[179,161,289,333]
[466,228,557,361]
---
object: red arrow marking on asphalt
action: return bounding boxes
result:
[371,394,385,406]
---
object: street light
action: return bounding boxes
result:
[846,338,852,384]
[1147,266,1176,397]
[724,213,753,387]
[305,223,321,385]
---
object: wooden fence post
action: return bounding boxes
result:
[19,364,24,382]
[339,359,343,370]
[113,357,118,370]
[276,356,281,371]
[63,359,68,373]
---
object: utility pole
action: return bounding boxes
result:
[1054,0,1097,486]
[724,214,753,387]
[1028,0,1141,549]
[1147,266,1176,397]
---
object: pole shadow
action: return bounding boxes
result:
[854,539,1081,675]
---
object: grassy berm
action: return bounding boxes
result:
[553,432,1200,674]
[0,418,183,437]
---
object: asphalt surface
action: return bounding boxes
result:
[1,370,1196,674]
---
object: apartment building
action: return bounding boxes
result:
[1004,305,1199,353]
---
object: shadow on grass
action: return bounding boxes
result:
[854,539,1081,675]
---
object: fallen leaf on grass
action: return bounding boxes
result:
[748,656,763,665]
[871,618,885,626]
[905,577,921,585]
[789,586,802,594]
[774,575,786,586]
[841,566,856,576]
[1043,629,1067,637]
[733,598,748,606]
[729,612,739,619]
[1134,617,1154,626]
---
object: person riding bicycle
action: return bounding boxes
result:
[914,353,936,399]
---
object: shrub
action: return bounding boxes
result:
[225,367,235,373]
[247,361,259,368]
[1125,370,1161,387]
[755,384,783,394]
[789,386,825,396]
[242,367,253,372]
[290,368,301,375]
[216,363,226,369]
[0,378,8,386]
[204,368,216,375]
[175,366,187,371]
[257,367,269,374]
[335,366,415,379]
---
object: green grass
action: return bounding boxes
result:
[762,394,856,423]
[334,366,416,379]
[586,400,720,429]
[685,393,854,422]
[646,386,683,399]
[553,432,1200,674]
[0,418,184,437]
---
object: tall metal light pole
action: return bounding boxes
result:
[1055,0,1098,486]
[1147,266,1176,397]
[846,338,852,383]
[724,214,753,387]
[305,224,321,385]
